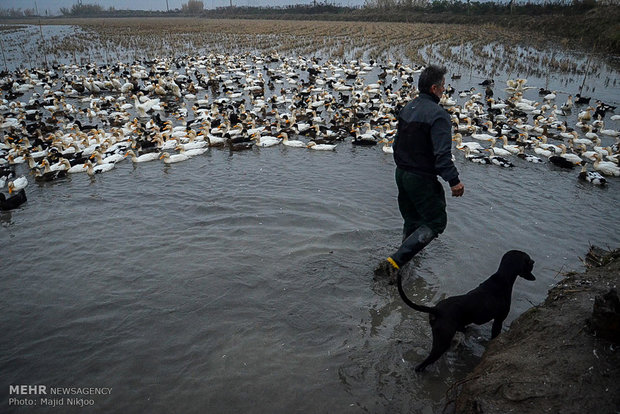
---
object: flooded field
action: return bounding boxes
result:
[1,18,619,413]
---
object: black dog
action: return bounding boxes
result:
[397,250,535,372]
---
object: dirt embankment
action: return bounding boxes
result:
[447,246,620,414]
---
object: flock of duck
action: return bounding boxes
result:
[0,52,619,211]
[449,80,620,186]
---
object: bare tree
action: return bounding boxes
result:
[181,0,204,13]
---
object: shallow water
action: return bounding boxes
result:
[2,140,619,413]
[1,23,620,413]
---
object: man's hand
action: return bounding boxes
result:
[451,182,464,197]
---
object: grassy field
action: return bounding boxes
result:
[3,4,618,54]
[195,4,620,54]
[1,16,613,78]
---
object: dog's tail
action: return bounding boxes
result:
[396,271,438,315]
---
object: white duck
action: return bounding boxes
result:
[577,107,593,122]
[280,132,305,148]
[159,151,190,164]
[585,125,599,141]
[482,120,500,136]
[556,144,583,165]
[452,133,485,153]
[599,122,620,138]
[454,117,475,134]
[605,148,619,165]
[307,141,336,151]
[175,145,208,157]
[573,144,595,162]
[559,129,579,141]
[57,158,89,174]
[379,138,394,154]
[538,136,561,154]
[206,134,227,147]
[593,153,620,176]
[500,135,521,155]
[91,150,125,165]
[252,134,281,148]
[488,138,513,157]
[153,134,179,151]
[178,138,208,151]
[125,149,160,163]
[533,140,553,158]
[7,176,28,194]
[569,134,595,148]
[517,147,543,163]
[85,160,115,175]
[471,132,495,142]
[41,158,69,172]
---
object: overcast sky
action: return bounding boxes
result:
[1,0,365,15]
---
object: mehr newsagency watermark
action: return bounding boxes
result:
[8,385,112,408]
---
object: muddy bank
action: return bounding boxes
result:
[449,247,620,414]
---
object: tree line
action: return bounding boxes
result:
[0,0,610,18]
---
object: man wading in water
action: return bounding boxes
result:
[374,65,465,282]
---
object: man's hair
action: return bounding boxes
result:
[418,65,447,95]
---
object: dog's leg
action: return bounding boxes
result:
[415,325,455,372]
[491,317,506,338]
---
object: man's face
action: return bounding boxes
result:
[431,77,445,99]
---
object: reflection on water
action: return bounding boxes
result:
[0,22,619,414]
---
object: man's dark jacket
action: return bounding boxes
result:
[393,92,460,187]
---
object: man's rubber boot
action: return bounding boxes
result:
[390,224,436,268]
